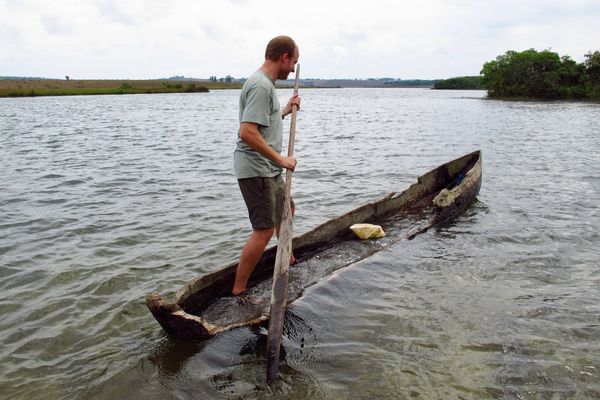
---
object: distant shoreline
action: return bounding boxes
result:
[0,77,486,98]
[0,77,447,98]
[0,79,247,97]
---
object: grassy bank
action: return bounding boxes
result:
[0,79,244,97]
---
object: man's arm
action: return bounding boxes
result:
[239,122,296,171]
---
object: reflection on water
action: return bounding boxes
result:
[1,90,599,399]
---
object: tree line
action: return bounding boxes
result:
[434,76,483,90]
[481,49,600,99]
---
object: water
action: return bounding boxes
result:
[1,89,599,399]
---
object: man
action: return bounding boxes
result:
[232,35,301,297]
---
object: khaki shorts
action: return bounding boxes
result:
[238,175,294,230]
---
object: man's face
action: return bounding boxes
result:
[278,48,299,80]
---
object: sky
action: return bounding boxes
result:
[1,0,599,80]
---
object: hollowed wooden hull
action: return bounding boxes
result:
[147,150,482,339]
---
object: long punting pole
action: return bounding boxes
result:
[266,64,300,384]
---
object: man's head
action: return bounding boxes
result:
[265,35,299,80]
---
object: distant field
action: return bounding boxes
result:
[0,79,243,97]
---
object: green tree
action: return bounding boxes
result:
[584,51,600,80]
[582,51,600,98]
[558,55,585,98]
[434,76,483,89]
[481,48,599,99]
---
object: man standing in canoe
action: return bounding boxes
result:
[232,35,300,297]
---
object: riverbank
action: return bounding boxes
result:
[0,79,244,97]
[0,78,434,97]
[433,76,484,90]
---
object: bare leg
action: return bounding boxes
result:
[232,228,274,295]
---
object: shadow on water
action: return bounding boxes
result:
[150,308,313,364]
[90,308,323,399]
[147,336,210,377]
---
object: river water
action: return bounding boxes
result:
[1,89,599,399]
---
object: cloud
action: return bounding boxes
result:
[332,45,349,63]
[0,24,22,63]
[96,0,138,26]
[339,30,368,44]
[1,0,599,79]
[41,15,74,35]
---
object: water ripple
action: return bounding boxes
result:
[1,90,599,399]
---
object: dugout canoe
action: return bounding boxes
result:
[147,150,482,340]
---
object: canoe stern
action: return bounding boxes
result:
[146,292,218,340]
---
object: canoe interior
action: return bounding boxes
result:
[196,195,437,329]
[174,150,482,320]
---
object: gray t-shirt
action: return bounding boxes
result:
[234,70,283,179]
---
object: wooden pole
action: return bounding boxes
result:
[266,64,300,384]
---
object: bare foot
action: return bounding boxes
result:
[236,293,266,306]
[232,289,267,306]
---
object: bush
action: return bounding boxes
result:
[184,83,209,93]
[481,49,600,99]
[434,76,484,90]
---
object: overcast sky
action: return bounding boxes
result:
[1,0,599,80]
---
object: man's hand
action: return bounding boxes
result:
[282,93,301,117]
[240,123,297,172]
[278,155,297,171]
